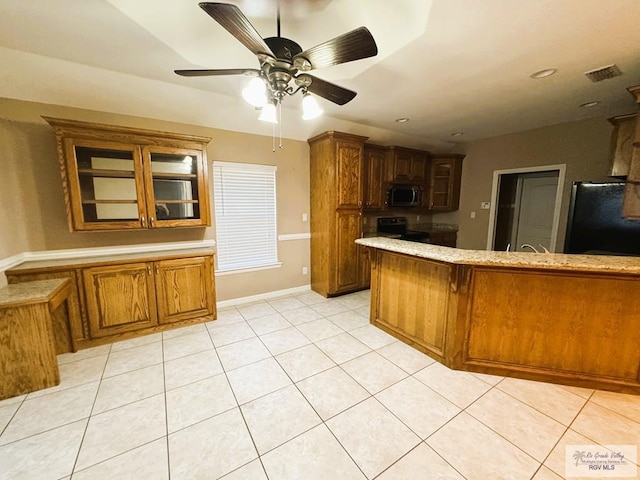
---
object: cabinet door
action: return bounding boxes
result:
[608,114,637,178]
[142,146,211,228]
[392,150,412,182]
[429,156,463,211]
[64,139,147,231]
[333,210,361,293]
[363,146,386,209]
[410,153,428,183]
[429,159,454,210]
[83,263,157,338]
[336,141,363,208]
[155,257,216,324]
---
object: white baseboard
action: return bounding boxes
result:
[217,284,311,309]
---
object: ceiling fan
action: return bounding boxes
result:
[174,2,378,109]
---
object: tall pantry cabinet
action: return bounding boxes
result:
[309,131,370,297]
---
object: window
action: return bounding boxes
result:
[213,161,279,272]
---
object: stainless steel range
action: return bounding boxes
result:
[377,217,430,243]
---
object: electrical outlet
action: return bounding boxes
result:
[470,211,476,219]
[416,215,421,222]
[302,213,308,222]
[481,202,490,209]
[302,267,308,275]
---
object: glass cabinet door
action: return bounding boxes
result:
[429,160,453,210]
[143,146,209,227]
[66,140,146,230]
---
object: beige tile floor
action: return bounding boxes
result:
[1,289,639,479]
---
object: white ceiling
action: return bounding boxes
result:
[1,0,639,152]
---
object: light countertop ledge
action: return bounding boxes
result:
[356,237,640,274]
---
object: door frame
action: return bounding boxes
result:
[486,164,566,251]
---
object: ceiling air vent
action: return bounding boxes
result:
[584,64,622,82]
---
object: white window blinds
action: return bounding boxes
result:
[213,161,278,272]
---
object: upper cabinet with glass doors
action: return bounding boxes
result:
[44,117,211,231]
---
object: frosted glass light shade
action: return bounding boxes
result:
[302,93,323,120]
[258,103,278,124]
[242,78,267,107]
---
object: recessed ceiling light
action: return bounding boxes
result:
[451,132,464,137]
[530,68,557,79]
[579,101,600,108]
[395,118,409,123]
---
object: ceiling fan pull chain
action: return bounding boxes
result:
[278,101,284,149]
[272,121,276,152]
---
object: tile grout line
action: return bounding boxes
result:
[203,313,271,479]
[69,342,113,477]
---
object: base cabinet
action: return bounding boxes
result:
[7,250,216,349]
[84,256,215,338]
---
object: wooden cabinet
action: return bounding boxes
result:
[5,270,88,348]
[363,144,387,209]
[428,231,457,248]
[84,263,157,338]
[623,85,640,219]
[427,154,464,211]
[0,279,76,399]
[309,131,370,297]
[388,146,429,184]
[84,256,215,338]
[608,113,637,178]
[44,117,211,232]
[6,250,216,348]
[155,257,216,325]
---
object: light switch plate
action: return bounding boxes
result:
[481,202,490,209]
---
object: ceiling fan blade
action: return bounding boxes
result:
[199,2,274,57]
[175,68,259,77]
[293,27,378,71]
[299,74,357,105]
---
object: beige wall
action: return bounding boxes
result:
[0,97,310,300]
[433,116,614,250]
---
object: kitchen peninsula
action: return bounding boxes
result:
[357,237,640,394]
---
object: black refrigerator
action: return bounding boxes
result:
[564,182,640,256]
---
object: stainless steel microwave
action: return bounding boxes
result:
[389,185,421,207]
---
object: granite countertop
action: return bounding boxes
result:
[356,237,640,274]
[0,278,68,307]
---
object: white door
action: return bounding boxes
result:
[512,173,559,252]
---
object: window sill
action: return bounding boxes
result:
[215,262,283,276]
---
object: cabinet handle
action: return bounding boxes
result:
[155,264,159,275]
[140,215,146,227]
[150,217,155,227]
[147,265,151,275]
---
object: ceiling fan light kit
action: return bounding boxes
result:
[175,2,378,149]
